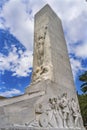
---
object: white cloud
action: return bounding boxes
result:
[1,0,87,49]
[0,45,33,77]
[0,0,87,80]
[1,0,34,50]
[11,50,33,77]
[70,58,86,78]
[65,12,87,44]
[70,58,81,78]
[43,0,87,58]
[0,88,22,97]
[74,42,87,58]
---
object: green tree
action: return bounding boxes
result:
[78,72,87,126]
[79,71,87,93]
[78,94,87,126]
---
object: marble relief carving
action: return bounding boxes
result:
[36,26,47,67]
[32,26,53,83]
[71,98,81,127]
[25,93,81,129]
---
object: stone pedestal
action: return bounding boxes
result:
[0,126,85,130]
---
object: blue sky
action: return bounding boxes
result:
[0,0,87,97]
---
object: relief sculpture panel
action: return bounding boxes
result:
[25,93,82,129]
[32,25,53,83]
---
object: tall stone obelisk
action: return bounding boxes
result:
[26,4,77,98]
[26,4,85,130]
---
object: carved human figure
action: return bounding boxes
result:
[33,64,52,83]
[48,98,58,127]
[60,93,70,128]
[32,26,54,83]
[35,103,44,121]
[26,96,68,128]
[57,97,64,128]
[71,98,81,128]
[37,35,44,66]
[25,103,43,127]
[47,97,63,128]
[35,102,52,128]
[38,98,58,128]
[52,97,63,128]
[37,98,64,128]
[25,103,40,127]
[36,26,47,66]
[26,119,40,128]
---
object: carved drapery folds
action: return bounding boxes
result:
[26,93,82,128]
[32,26,53,83]
[36,26,47,66]
[71,98,81,128]
[33,64,53,83]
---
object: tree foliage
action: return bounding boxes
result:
[79,71,87,93]
[78,94,87,126]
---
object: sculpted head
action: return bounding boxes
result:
[62,93,67,98]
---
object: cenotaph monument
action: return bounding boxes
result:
[0,4,85,130]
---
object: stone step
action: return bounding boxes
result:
[0,126,85,130]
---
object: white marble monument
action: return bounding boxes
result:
[0,4,85,130]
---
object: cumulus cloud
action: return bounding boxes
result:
[70,57,87,79]
[65,11,87,44]
[1,0,34,50]
[0,45,33,77]
[70,58,82,78]
[74,42,87,58]
[44,0,87,53]
[0,0,87,80]
[1,0,87,50]
[0,88,22,97]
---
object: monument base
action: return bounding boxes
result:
[0,126,85,130]
[0,80,85,130]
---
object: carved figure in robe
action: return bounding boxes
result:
[35,102,53,128]
[25,103,43,127]
[38,98,58,128]
[46,98,58,128]
[47,97,63,128]
[60,93,70,128]
[71,98,81,128]
[36,26,47,66]
[52,97,63,128]
[37,35,44,66]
